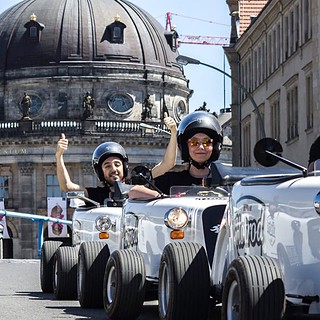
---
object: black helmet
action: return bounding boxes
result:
[92,142,129,182]
[177,111,223,163]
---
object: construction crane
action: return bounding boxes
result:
[166,12,230,47]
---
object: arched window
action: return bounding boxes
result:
[24,13,45,43]
[101,15,126,44]
[29,26,37,38]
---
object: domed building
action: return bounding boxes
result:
[0,0,191,258]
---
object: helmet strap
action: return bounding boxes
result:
[190,159,210,170]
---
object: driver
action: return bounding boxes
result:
[56,136,129,204]
[129,111,223,198]
[56,114,178,204]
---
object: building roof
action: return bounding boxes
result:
[0,0,181,74]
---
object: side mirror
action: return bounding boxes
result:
[66,191,100,208]
[254,138,283,167]
[130,165,151,185]
[254,137,307,175]
[66,191,85,199]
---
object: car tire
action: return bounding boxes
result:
[40,240,63,293]
[158,242,210,320]
[53,246,78,300]
[221,255,285,320]
[78,241,110,308]
[103,249,146,320]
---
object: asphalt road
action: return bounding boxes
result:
[0,259,159,320]
[0,259,222,320]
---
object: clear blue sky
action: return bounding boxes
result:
[0,0,231,114]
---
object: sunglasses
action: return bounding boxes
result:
[187,137,213,148]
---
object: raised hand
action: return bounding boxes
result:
[163,112,177,134]
[56,133,68,155]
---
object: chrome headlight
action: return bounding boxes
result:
[164,207,188,230]
[95,215,112,232]
[314,192,320,215]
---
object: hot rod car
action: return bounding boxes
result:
[41,137,320,320]
[211,138,320,319]
[40,193,125,307]
[102,148,304,320]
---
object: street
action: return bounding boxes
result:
[0,259,221,320]
[0,259,158,320]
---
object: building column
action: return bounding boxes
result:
[18,162,37,258]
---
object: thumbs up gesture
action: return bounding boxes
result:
[56,133,69,155]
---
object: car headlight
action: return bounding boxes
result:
[314,192,320,215]
[95,215,112,232]
[164,207,188,230]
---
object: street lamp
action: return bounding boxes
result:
[176,54,266,139]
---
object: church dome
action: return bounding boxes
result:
[0,0,189,122]
[0,0,179,71]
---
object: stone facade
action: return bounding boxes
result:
[226,0,317,167]
[0,0,191,258]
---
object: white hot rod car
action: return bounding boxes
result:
[101,149,304,320]
[212,138,320,319]
[41,137,320,320]
[103,138,320,320]
[40,192,126,307]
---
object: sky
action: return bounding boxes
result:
[0,0,232,114]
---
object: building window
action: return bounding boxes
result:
[286,84,299,141]
[306,73,313,130]
[255,104,264,142]
[108,93,133,114]
[253,50,257,89]
[241,63,245,101]
[248,57,252,93]
[294,4,300,51]
[270,96,280,141]
[242,116,251,167]
[289,10,294,55]
[30,26,37,38]
[277,24,281,67]
[174,100,187,121]
[284,15,289,59]
[303,0,311,43]
[258,46,262,84]
[24,14,45,43]
[267,33,272,76]
[0,176,9,201]
[262,42,265,81]
[46,175,64,197]
[101,15,127,44]
[29,94,43,115]
[272,28,276,71]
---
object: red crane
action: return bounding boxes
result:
[166,12,230,47]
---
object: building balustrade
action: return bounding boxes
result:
[0,119,170,137]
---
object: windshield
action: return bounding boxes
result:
[309,159,320,176]
[169,185,226,198]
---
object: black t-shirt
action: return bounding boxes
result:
[154,170,203,195]
[86,185,112,205]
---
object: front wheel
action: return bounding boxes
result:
[78,241,110,308]
[103,249,146,320]
[158,242,210,320]
[40,240,62,293]
[53,246,78,300]
[221,255,285,320]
